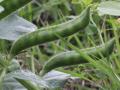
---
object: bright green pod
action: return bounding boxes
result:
[10,6,90,57]
[40,38,115,76]
[0,0,32,20]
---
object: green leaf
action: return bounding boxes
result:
[0,14,36,41]
[7,59,20,72]
[3,70,49,90]
[97,1,120,16]
[3,70,81,89]
[43,70,71,88]
[0,69,6,90]
[43,70,81,89]
[0,0,32,20]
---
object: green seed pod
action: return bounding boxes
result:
[10,6,91,57]
[40,38,115,76]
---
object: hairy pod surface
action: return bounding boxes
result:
[10,6,90,57]
[40,38,115,76]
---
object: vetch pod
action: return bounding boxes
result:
[10,6,91,57]
[40,38,115,76]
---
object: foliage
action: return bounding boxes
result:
[0,0,120,90]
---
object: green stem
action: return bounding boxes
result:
[0,69,6,90]
[90,12,104,44]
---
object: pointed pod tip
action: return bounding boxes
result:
[83,5,91,16]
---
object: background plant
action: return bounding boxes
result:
[0,0,120,90]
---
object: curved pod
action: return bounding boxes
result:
[10,6,90,57]
[40,38,115,76]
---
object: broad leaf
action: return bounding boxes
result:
[97,1,120,16]
[0,14,36,41]
[43,70,71,88]
[7,59,20,72]
[43,70,79,88]
[3,70,49,90]
[3,70,79,89]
